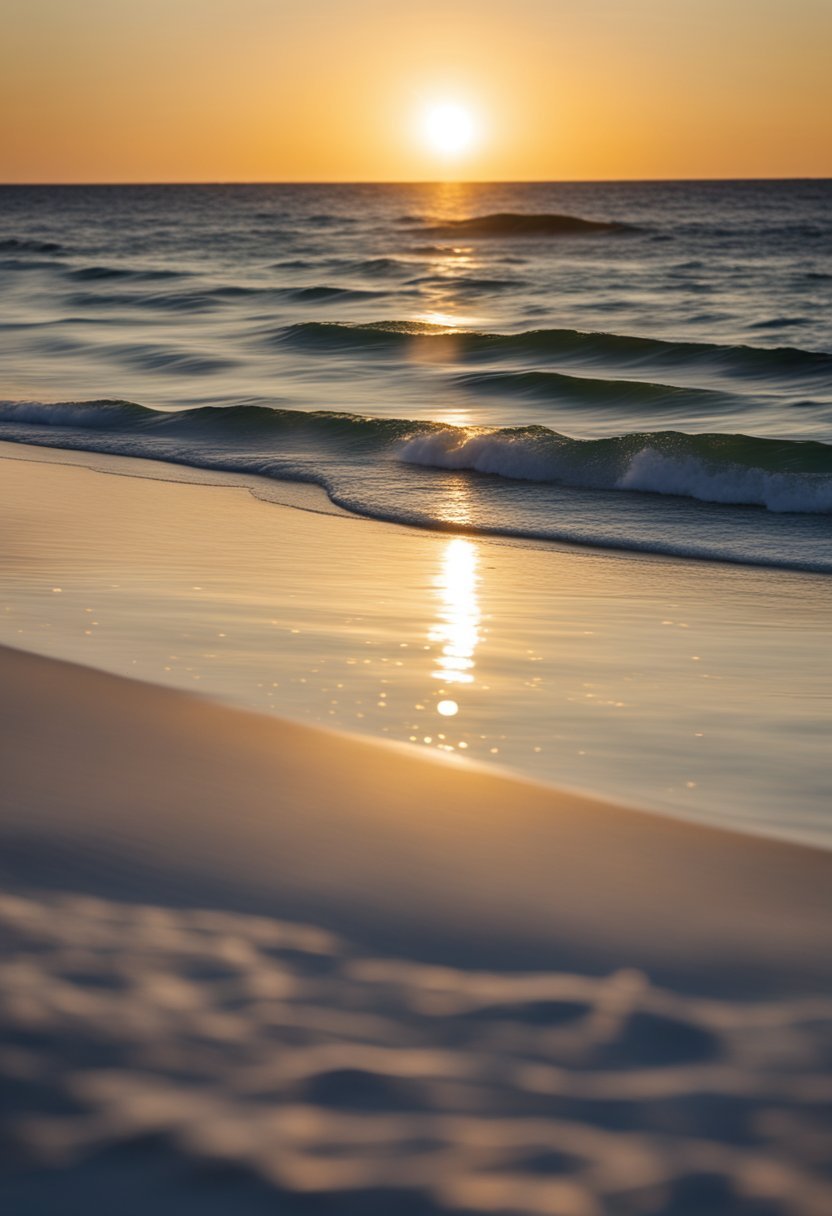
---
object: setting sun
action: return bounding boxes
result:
[420,102,477,159]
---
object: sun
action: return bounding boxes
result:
[421,102,476,158]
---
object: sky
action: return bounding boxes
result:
[1,0,830,183]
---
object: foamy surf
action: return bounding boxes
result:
[398,425,832,514]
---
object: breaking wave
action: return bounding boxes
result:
[1,399,831,518]
[399,426,832,514]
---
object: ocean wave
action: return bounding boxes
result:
[2,399,831,516]
[409,212,629,237]
[331,256,411,277]
[69,282,388,310]
[0,399,146,428]
[268,258,314,270]
[0,257,62,272]
[0,236,64,253]
[66,264,185,283]
[0,399,413,441]
[399,427,832,513]
[453,368,735,410]
[305,212,359,227]
[280,320,832,381]
[749,317,808,330]
[66,288,222,314]
[104,345,237,375]
[409,244,474,255]
[406,274,520,292]
[280,284,390,303]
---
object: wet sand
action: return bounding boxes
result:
[1,441,830,846]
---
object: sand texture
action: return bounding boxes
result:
[1,644,831,1214]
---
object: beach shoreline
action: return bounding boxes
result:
[1,440,830,848]
[1,447,831,987]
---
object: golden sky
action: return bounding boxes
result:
[1,0,830,182]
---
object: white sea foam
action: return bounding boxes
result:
[399,430,832,514]
[617,448,832,513]
[399,428,565,482]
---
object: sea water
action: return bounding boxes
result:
[1,180,830,568]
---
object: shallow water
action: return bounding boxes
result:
[1,180,831,569]
[2,448,830,848]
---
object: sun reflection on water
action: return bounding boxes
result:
[433,473,476,526]
[412,183,486,329]
[429,537,481,692]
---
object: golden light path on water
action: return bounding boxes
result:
[428,538,482,724]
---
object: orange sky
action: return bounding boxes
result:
[1,0,830,183]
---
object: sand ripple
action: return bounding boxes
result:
[1,891,831,1214]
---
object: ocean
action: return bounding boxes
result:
[1,179,831,571]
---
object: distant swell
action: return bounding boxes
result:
[0,237,64,254]
[453,369,734,410]
[279,284,390,303]
[413,212,628,237]
[66,265,184,283]
[406,274,520,293]
[280,321,832,382]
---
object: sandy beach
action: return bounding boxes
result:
[1,448,831,1214]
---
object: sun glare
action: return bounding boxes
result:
[421,102,476,158]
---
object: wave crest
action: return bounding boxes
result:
[280,321,832,381]
[398,427,832,513]
[415,212,628,237]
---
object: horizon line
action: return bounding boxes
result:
[1,175,831,188]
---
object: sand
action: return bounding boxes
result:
[1,642,831,995]
[1,449,831,1214]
